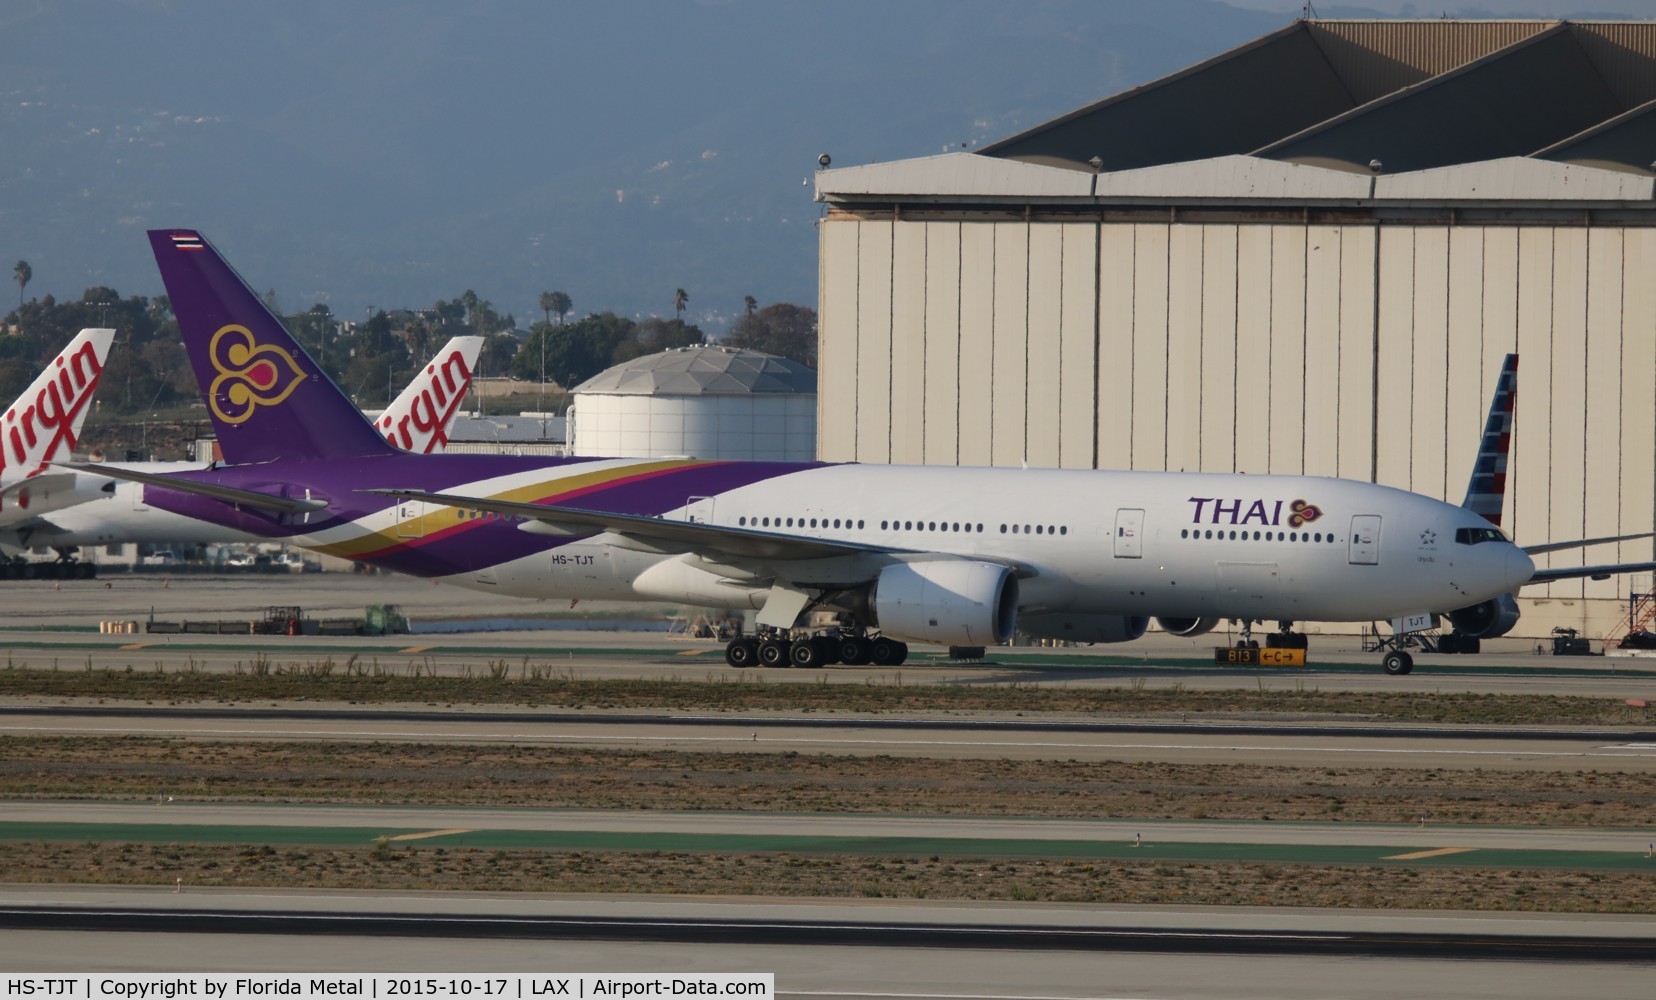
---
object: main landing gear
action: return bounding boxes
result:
[1231,619,1309,650]
[724,626,908,669]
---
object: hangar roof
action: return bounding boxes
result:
[976,19,1656,178]
[575,345,816,397]
[816,19,1656,210]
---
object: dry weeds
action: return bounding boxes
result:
[7,841,1652,913]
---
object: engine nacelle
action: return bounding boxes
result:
[871,560,1017,646]
[1156,616,1221,638]
[1019,613,1150,644]
[1446,593,1521,638]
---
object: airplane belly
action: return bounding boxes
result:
[486,541,633,601]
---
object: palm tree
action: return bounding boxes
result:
[673,288,689,320]
[539,292,556,325]
[743,295,757,317]
[549,291,571,325]
[13,260,31,311]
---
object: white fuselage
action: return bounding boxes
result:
[271,461,1534,626]
[9,463,261,549]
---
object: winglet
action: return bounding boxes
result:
[148,229,394,464]
[1461,354,1517,526]
[376,336,483,454]
[0,327,115,484]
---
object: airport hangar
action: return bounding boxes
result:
[813,18,1656,641]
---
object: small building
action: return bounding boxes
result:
[570,345,816,461]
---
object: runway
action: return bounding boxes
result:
[2,886,1654,999]
[4,573,1656,698]
[7,574,1656,995]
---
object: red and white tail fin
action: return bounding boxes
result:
[0,328,116,483]
[1460,354,1517,527]
[376,336,484,454]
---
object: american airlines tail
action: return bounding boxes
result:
[148,229,394,464]
[1461,354,1517,526]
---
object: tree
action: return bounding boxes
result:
[612,317,704,365]
[547,290,572,325]
[723,302,817,368]
[743,295,757,317]
[673,288,688,319]
[13,260,30,312]
[510,312,634,386]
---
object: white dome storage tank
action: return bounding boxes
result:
[570,345,816,461]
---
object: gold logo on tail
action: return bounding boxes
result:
[207,325,308,424]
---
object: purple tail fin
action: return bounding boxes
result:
[1461,354,1517,527]
[148,229,393,464]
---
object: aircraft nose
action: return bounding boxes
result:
[1506,545,1535,592]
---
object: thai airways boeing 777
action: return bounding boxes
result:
[74,230,1656,674]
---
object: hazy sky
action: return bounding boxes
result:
[1230,1,1656,13]
[5,0,1654,329]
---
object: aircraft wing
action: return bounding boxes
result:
[1527,561,1656,585]
[363,487,913,562]
[58,463,326,515]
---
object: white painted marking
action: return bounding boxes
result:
[7,723,1656,760]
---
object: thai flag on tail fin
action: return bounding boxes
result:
[1461,354,1517,527]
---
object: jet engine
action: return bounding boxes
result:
[1019,613,1150,644]
[1155,616,1221,638]
[1446,593,1521,638]
[870,560,1018,646]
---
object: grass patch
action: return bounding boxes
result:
[4,736,1653,827]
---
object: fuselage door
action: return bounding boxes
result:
[396,500,427,538]
[1114,508,1145,559]
[684,496,715,524]
[1349,514,1381,565]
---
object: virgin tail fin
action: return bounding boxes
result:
[377,336,483,454]
[1,327,115,481]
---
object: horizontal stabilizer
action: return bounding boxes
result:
[1528,561,1656,585]
[59,463,327,515]
[1523,532,1655,555]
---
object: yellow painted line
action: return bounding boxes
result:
[386,828,472,842]
[1384,847,1476,860]
[118,644,152,651]
[399,646,435,654]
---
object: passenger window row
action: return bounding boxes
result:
[1181,528,1338,544]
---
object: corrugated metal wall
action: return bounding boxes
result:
[819,214,1656,637]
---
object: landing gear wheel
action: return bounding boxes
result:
[1382,650,1414,675]
[869,637,904,666]
[758,638,792,668]
[724,639,758,668]
[790,638,828,669]
[838,636,872,666]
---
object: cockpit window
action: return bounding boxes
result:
[1455,526,1508,545]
